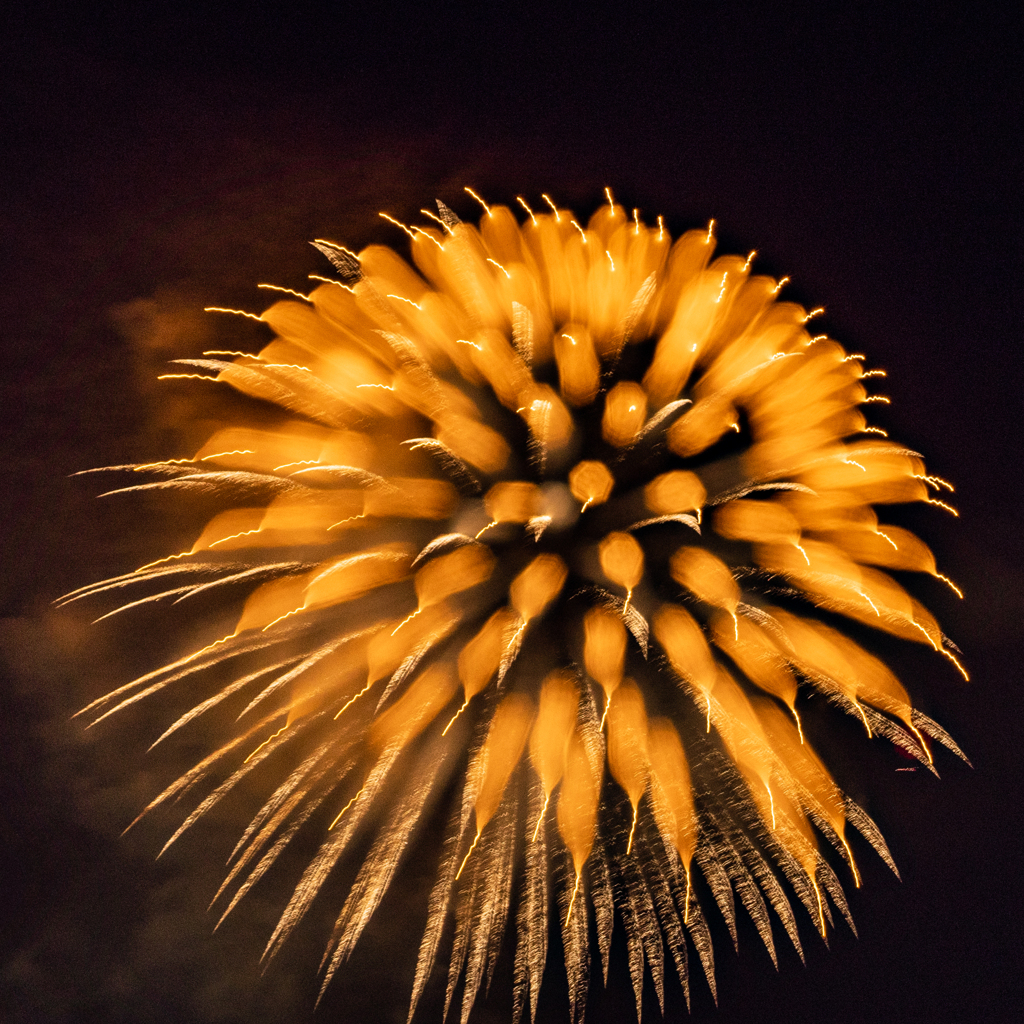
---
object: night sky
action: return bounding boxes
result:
[2,3,1022,1023]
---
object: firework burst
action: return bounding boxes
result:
[68,190,968,1023]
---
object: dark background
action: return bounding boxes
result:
[2,3,1021,1022]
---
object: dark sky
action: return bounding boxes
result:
[2,3,1022,1023]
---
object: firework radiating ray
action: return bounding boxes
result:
[72,191,968,1021]
[318,739,452,1000]
[513,776,550,1024]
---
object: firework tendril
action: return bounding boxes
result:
[69,192,968,1023]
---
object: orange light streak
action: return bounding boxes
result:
[516,196,537,226]
[463,186,491,215]
[204,307,264,321]
[308,274,355,291]
[329,786,366,830]
[531,793,551,843]
[379,212,416,239]
[419,209,452,234]
[257,284,311,302]
[456,830,481,879]
[245,723,286,764]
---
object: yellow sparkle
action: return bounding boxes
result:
[531,792,551,843]
[257,283,311,302]
[329,786,366,830]
[200,449,254,461]
[387,294,422,309]
[208,528,262,549]
[516,196,538,226]
[419,208,452,234]
[565,871,582,926]
[308,274,355,291]
[456,830,481,880]
[244,723,287,764]
[379,212,416,239]
[204,306,264,322]
[157,373,220,382]
[464,186,491,215]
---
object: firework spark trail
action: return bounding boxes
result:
[72,191,969,1022]
[318,738,452,1000]
[214,784,334,930]
[513,776,550,1024]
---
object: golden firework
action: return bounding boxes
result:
[68,190,968,1023]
